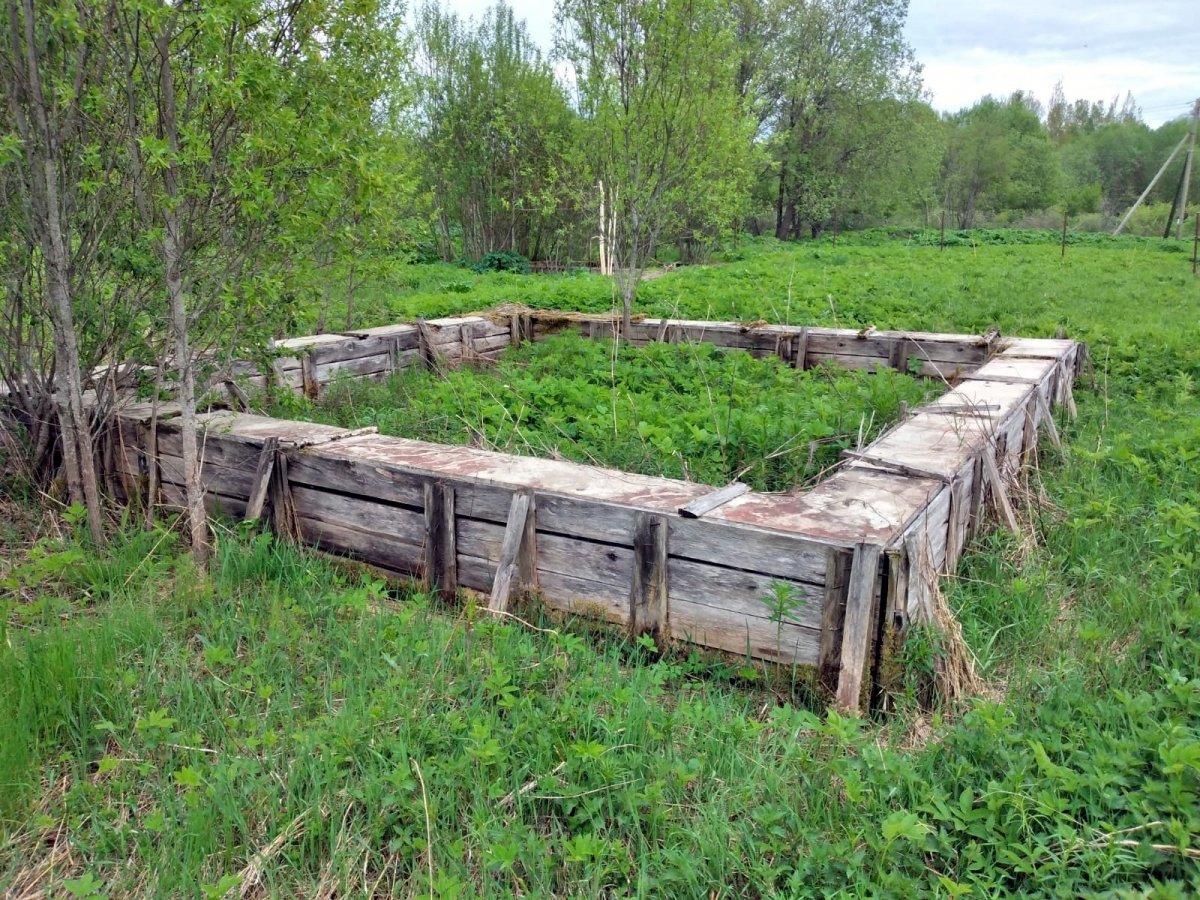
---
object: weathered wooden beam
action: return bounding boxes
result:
[629,513,669,639]
[888,339,910,373]
[817,547,853,693]
[300,354,319,399]
[286,426,377,450]
[1035,391,1062,451]
[794,327,809,370]
[982,449,1020,532]
[223,379,252,412]
[835,542,883,713]
[244,437,279,521]
[441,484,457,600]
[841,450,952,484]
[678,482,749,519]
[922,403,1001,416]
[488,491,535,613]
[423,480,445,594]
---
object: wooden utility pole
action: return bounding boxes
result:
[1114,133,1189,235]
[1173,99,1200,240]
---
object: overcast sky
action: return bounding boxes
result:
[438,0,1200,127]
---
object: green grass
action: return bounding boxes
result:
[266,333,936,492]
[3,231,1200,895]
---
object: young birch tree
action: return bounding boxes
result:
[557,0,752,331]
[0,0,131,544]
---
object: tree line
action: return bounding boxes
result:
[1,0,1195,563]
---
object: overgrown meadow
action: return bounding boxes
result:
[3,232,1200,896]
[268,335,936,493]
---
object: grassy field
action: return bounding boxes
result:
[3,231,1200,896]
[267,334,936,492]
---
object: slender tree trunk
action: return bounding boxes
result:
[156,24,209,567]
[15,0,105,544]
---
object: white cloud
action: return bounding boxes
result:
[906,0,1200,125]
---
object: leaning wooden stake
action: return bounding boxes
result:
[1035,392,1062,451]
[982,450,1020,532]
[835,542,883,713]
[489,491,535,613]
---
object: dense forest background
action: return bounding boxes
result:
[402,0,1198,259]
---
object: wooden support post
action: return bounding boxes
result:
[945,477,963,570]
[982,449,1020,532]
[300,354,319,399]
[387,336,400,375]
[1021,400,1038,469]
[1035,391,1062,451]
[835,542,883,714]
[268,450,301,541]
[794,327,809,370]
[442,484,457,600]
[489,491,535,613]
[967,456,986,538]
[245,436,279,521]
[223,379,251,412]
[423,480,445,595]
[817,548,853,693]
[629,513,669,639]
[888,339,910,373]
[882,549,908,634]
[678,482,749,518]
[510,315,523,349]
[417,321,440,374]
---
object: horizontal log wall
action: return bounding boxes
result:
[108,308,1082,713]
[214,309,1001,403]
[112,412,853,677]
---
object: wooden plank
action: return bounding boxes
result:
[843,451,953,484]
[817,548,853,691]
[316,334,403,365]
[666,558,824,630]
[678,482,750,518]
[630,513,669,638]
[835,542,883,713]
[794,327,809,370]
[157,452,258,499]
[1036,391,1062,450]
[489,492,534,612]
[244,437,279,521]
[883,548,909,633]
[291,484,427,544]
[668,516,830,584]
[669,597,821,665]
[982,449,1019,532]
[298,516,424,576]
[290,426,378,450]
[314,354,392,383]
